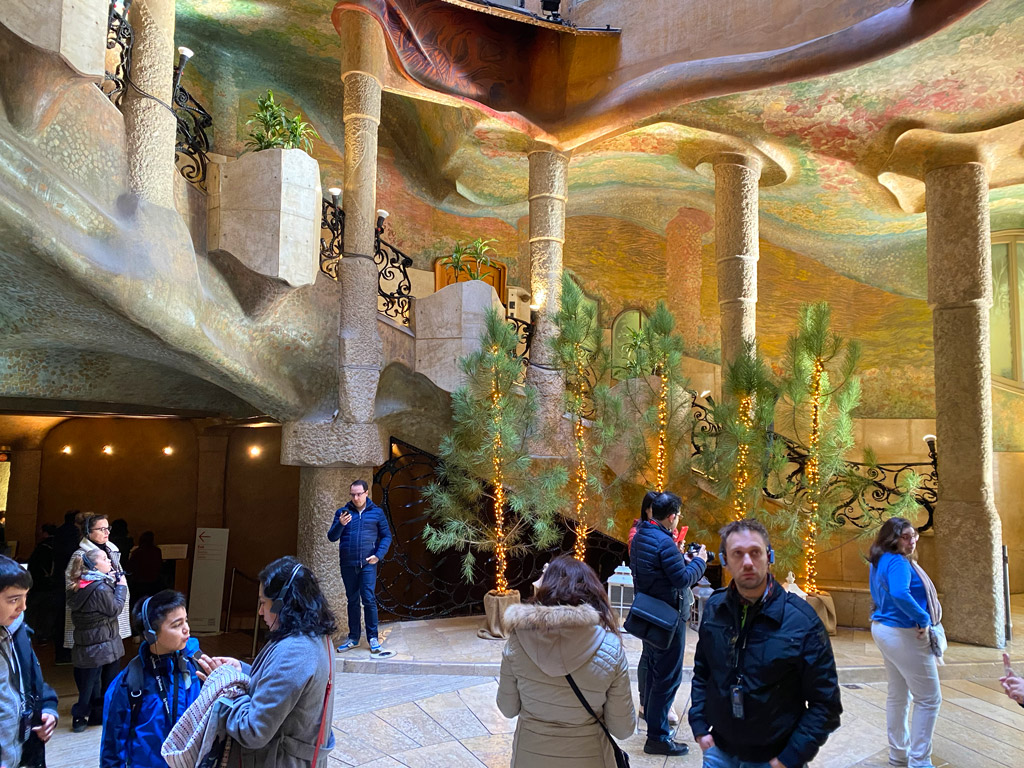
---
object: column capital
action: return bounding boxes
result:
[700,151,762,175]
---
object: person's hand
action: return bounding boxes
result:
[694,544,708,562]
[338,511,352,526]
[1000,657,1024,705]
[916,626,928,640]
[117,572,127,586]
[366,555,379,565]
[32,713,56,743]
[697,734,715,752]
[196,654,242,683]
[769,759,788,768]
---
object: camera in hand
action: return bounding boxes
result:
[686,542,715,561]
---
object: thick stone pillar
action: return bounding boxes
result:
[711,153,760,370]
[926,162,1005,647]
[666,207,714,352]
[122,0,176,208]
[297,467,375,640]
[525,147,570,449]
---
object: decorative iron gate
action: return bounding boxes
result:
[372,437,629,621]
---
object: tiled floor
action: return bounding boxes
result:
[40,596,1024,767]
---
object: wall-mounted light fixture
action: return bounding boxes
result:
[171,46,194,97]
[328,187,342,208]
[248,445,262,458]
[162,446,174,456]
[102,445,114,456]
[700,390,711,399]
[61,445,72,455]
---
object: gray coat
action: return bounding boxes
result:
[225,634,335,768]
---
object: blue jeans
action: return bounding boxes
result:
[340,563,378,642]
[641,616,685,742]
[701,745,772,768]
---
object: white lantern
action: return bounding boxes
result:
[606,562,634,628]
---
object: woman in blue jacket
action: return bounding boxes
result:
[101,590,202,768]
[868,517,942,768]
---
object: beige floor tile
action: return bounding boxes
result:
[375,700,458,746]
[416,690,491,739]
[456,681,516,734]
[392,740,489,768]
[329,726,389,766]
[458,732,514,768]
[337,713,421,755]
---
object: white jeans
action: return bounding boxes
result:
[871,622,942,767]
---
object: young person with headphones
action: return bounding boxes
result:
[197,556,337,768]
[688,519,843,768]
[100,590,202,768]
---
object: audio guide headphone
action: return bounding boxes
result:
[270,562,303,615]
[141,596,157,645]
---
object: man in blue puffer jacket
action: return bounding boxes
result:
[630,492,707,756]
[101,590,202,768]
[328,479,393,654]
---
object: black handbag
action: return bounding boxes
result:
[565,673,630,768]
[623,591,680,650]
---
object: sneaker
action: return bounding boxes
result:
[668,709,679,726]
[369,638,382,654]
[643,739,689,756]
[336,639,358,652]
[72,717,88,734]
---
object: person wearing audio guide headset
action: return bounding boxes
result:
[689,519,842,768]
[196,557,337,768]
[100,590,202,768]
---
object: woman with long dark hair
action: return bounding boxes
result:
[868,517,942,768]
[497,554,636,767]
[198,556,337,768]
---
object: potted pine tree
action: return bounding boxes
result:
[208,90,322,286]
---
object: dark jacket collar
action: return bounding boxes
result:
[723,573,786,625]
[344,498,380,515]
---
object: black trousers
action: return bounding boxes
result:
[72,661,119,720]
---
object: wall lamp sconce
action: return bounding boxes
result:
[102,445,114,456]
[328,187,342,208]
[162,446,174,456]
[60,445,72,455]
[248,445,262,458]
[171,46,194,99]
[375,209,390,236]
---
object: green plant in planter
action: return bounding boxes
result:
[441,238,497,281]
[244,90,320,153]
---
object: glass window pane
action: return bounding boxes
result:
[990,243,1014,380]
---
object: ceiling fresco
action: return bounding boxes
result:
[176,0,1024,300]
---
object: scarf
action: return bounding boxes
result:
[78,570,114,589]
[909,560,946,662]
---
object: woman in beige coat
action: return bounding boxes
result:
[497,555,636,767]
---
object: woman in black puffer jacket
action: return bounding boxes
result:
[67,548,127,733]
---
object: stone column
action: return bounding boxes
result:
[711,153,760,370]
[525,147,570,449]
[286,11,388,628]
[122,0,176,208]
[666,207,714,352]
[926,162,1005,647]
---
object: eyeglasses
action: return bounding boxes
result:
[93,526,111,532]
[349,492,366,497]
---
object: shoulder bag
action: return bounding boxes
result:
[623,592,679,650]
[565,674,630,768]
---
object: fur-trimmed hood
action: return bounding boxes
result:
[503,603,607,677]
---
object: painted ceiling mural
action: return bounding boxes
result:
[174,0,1024,435]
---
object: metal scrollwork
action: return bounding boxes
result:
[688,394,938,531]
[320,198,345,280]
[507,316,534,363]
[172,83,213,189]
[373,438,628,621]
[374,233,414,326]
[102,0,134,106]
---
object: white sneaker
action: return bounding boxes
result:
[668,710,679,726]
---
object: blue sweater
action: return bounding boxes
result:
[869,553,931,628]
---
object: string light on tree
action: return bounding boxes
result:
[572,346,590,561]
[490,352,510,595]
[655,370,669,492]
[803,357,824,595]
[732,393,755,521]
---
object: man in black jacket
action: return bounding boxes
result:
[0,556,58,768]
[630,492,707,756]
[690,519,842,768]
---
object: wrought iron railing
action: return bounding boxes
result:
[372,437,627,621]
[172,80,213,189]
[507,316,534,367]
[320,197,344,280]
[689,393,938,531]
[102,0,133,106]
[374,219,414,326]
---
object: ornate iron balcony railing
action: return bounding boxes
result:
[102,0,133,106]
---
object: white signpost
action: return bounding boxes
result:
[189,527,229,635]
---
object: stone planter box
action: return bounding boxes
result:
[207,148,321,287]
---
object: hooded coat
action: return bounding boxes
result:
[63,538,132,647]
[497,603,636,768]
[67,576,127,668]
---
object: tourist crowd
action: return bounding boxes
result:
[0,495,1019,768]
